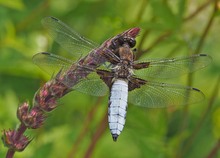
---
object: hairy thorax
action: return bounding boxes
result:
[113,60,134,79]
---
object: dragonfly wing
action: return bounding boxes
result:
[134,54,212,79]
[33,52,109,96]
[128,79,205,108]
[42,16,99,59]
[33,52,73,76]
[71,71,109,96]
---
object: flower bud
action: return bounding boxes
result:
[2,130,31,152]
[17,102,46,129]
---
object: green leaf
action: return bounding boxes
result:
[0,0,25,10]
[212,108,220,138]
[177,0,186,19]
[150,0,180,30]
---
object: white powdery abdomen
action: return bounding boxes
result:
[108,79,128,141]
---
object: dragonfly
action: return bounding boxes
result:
[33,17,212,141]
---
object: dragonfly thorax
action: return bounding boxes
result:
[108,44,134,80]
[112,64,132,79]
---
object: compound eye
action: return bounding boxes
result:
[110,38,119,49]
[128,39,136,48]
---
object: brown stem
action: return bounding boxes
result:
[136,30,150,54]
[6,149,15,158]
[137,31,171,58]
[194,0,218,55]
[177,75,220,157]
[138,0,215,58]
[179,0,217,156]
[16,0,50,32]
[136,16,156,59]
[184,0,214,21]
[206,139,220,158]
[67,97,104,158]
[15,124,27,142]
[83,110,108,158]
[135,0,148,24]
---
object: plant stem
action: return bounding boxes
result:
[6,149,15,158]
[178,75,220,157]
[67,97,103,158]
[206,139,220,158]
[83,110,108,158]
[194,0,218,55]
[184,0,214,21]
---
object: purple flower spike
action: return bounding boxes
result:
[17,102,46,129]
[33,80,70,112]
[2,130,31,152]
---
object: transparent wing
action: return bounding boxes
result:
[128,80,205,108]
[72,71,109,96]
[33,52,109,96]
[134,54,212,79]
[42,16,99,59]
[32,52,74,76]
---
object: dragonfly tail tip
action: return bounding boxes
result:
[112,134,118,142]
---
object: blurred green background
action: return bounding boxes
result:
[0,0,220,158]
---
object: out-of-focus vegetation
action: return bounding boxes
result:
[0,0,220,158]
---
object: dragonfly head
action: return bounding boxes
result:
[118,36,136,48]
[110,35,137,51]
[109,27,140,50]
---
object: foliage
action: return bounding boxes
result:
[0,0,220,158]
